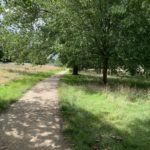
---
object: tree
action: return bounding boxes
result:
[1,0,150,83]
[1,1,51,64]
[63,0,150,83]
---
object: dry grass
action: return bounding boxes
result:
[0,63,60,85]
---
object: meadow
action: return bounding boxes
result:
[59,72,150,150]
[0,63,61,111]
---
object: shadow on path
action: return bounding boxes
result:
[0,71,70,150]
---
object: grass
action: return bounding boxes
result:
[0,63,61,111]
[58,73,150,150]
[0,63,60,84]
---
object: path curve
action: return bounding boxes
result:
[0,71,70,150]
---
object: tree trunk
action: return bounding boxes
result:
[129,68,136,76]
[102,58,108,85]
[72,65,78,75]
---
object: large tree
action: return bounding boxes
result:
[1,0,150,83]
[63,0,150,83]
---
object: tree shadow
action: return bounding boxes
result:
[0,72,70,150]
[60,101,150,150]
[60,74,150,149]
[0,98,17,111]
[60,74,150,100]
[0,99,69,150]
[61,74,150,90]
[60,74,100,95]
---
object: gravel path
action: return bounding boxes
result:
[0,71,70,150]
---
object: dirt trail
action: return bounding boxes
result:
[0,71,70,150]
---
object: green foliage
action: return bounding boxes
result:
[1,0,150,81]
[65,0,150,71]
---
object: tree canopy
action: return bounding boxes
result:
[0,0,150,83]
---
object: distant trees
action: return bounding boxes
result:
[0,0,150,83]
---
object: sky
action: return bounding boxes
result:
[0,14,3,20]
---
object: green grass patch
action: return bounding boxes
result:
[59,73,150,150]
[0,71,58,111]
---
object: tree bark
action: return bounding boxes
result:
[102,58,108,85]
[72,65,78,75]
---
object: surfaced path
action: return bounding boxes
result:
[0,71,70,150]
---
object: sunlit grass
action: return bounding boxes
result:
[0,63,60,84]
[59,73,150,150]
[0,63,61,111]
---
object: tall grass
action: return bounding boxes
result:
[59,73,150,150]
